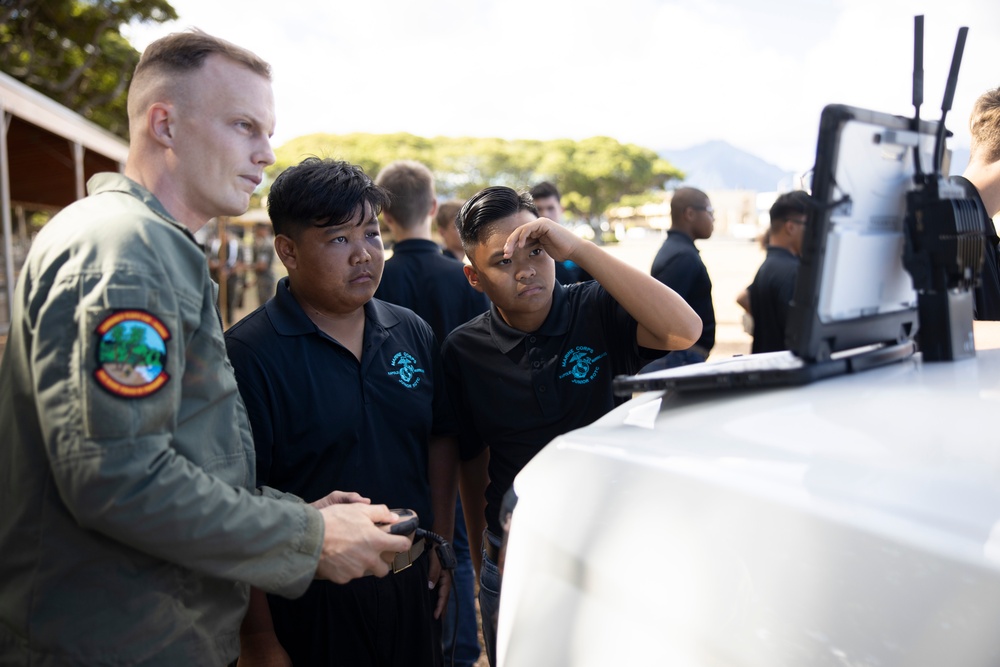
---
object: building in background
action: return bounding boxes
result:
[0,71,129,333]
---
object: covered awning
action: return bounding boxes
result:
[0,70,129,333]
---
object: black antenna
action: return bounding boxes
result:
[933,26,969,175]
[912,15,924,175]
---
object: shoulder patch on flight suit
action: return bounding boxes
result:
[93,309,172,398]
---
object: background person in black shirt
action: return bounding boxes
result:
[373,159,485,667]
[645,186,717,369]
[957,86,1000,320]
[736,190,811,353]
[529,181,592,284]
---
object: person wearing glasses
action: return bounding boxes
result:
[646,187,717,368]
[736,190,812,353]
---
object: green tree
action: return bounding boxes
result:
[0,0,177,139]
[270,133,682,222]
[538,136,682,224]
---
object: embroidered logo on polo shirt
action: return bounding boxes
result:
[387,351,425,389]
[94,310,171,398]
[558,346,608,385]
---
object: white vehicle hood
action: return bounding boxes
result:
[500,347,1000,667]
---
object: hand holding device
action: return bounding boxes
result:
[315,503,412,582]
[379,508,419,535]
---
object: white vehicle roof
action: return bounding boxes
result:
[499,326,1000,667]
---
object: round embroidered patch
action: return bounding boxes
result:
[94,310,171,398]
[387,351,425,389]
[558,346,608,385]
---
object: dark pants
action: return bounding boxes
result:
[441,497,481,666]
[478,533,503,667]
[268,552,442,667]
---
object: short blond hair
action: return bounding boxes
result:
[375,160,436,229]
[970,87,1000,164]
[127,29,271,125]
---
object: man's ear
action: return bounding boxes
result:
[463,264,484,292]
[428,199,439,219]
[274,234,297,270]
[148,102,175,148]
[381,211,400,232]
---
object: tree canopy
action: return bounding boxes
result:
[0,0,177,139]
[273,133,683,222]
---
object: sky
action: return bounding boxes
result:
[124,0,1000,175]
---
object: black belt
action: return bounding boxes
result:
[483,531,502,563]
[391,538,425,574]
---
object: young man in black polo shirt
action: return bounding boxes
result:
[440,186,702,666]
[375,160,489,344]
[529,181,592,284]
[436,199,467,261]
[225,158,457,667]
[736,190,811,353]
[373,159,486,667]
[647,186,717,368]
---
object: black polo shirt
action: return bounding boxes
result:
[748,246,799,353]
[225,278,452,526]
[650,230,716,353]
[555,259,593,284]
[375,238,489,344]
[952,176,1000,320]
[441,281,652,537]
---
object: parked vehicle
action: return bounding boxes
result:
[497,325,1000,667]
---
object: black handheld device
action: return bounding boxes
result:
[380,508,419,535]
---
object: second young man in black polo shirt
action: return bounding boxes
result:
[373,159,486,667]
[225,158,457,667]
[375,160,488,344]
[648,186,717,368]
[440,186,701,666]
[736,190,811,353]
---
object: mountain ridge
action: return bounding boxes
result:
[662,140,969,192]
[659,140,796,192]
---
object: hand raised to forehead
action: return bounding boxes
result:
[502,217,583,264]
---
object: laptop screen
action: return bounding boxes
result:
[786,104,939,362]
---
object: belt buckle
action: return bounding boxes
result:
[392,549,414,574]
[391,539,421,574]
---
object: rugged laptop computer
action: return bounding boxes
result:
[614,104,939,394]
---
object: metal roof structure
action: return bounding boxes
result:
[0,70,129,332]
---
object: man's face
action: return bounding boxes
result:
[171,55,276,221]
[280,204,384,316]
[533,196,563,223]
[439,221,463,257]
[691,198,715,240]
[465,210,556,330]
[786,214,808,256]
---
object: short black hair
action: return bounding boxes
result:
[768,190,812,233]
[267,157,390,238]
[529,181,560,201]
[456,186,537,248]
